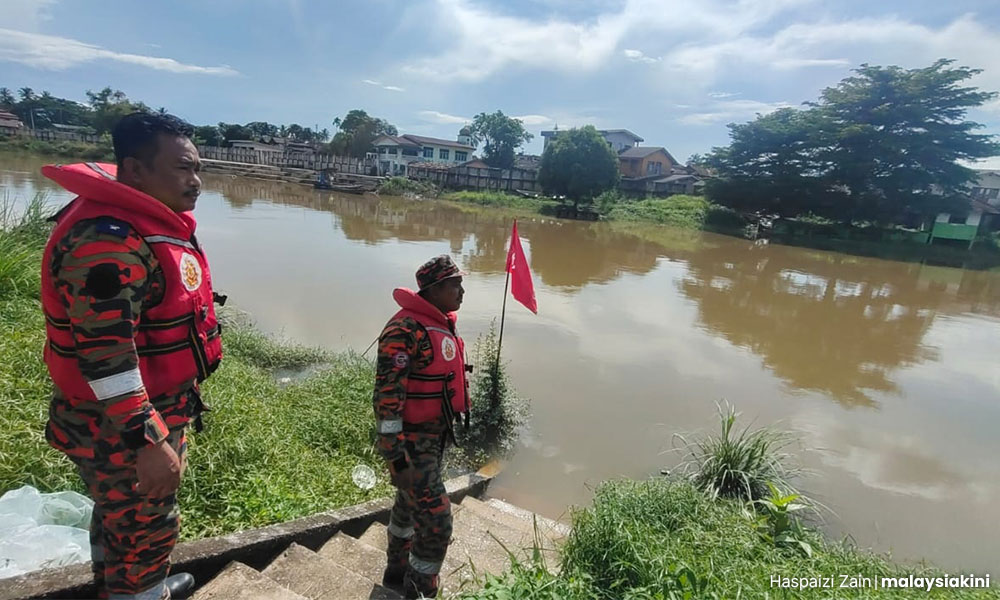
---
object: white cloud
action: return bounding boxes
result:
[401,0,817,82]
[6,0,57,30]
[418,110,469,124]
[399,0,1000,111]
[678,99,793,125]
[512,114,552,126]
[363,79,405,92]
[0,29,238,75]
[707,91,740,99]
[623,48,658,64]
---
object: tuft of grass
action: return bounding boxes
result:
[675,402,800,502]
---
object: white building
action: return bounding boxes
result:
[540,128,644,153]
[372,129,476,176]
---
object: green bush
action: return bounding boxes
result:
[451,320,529,469]
[376,177,439,197]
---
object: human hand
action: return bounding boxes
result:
[135,440,181,497]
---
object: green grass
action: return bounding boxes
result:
[0,136,113,162]
[0,194,395,540]
[605,194,744,232]
[377,176,440,197]
[460,479,999,599]
[676,402,801,502]
[442,190,559,214]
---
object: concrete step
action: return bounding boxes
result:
[262,543,401,600]
[317,531,389,585]
[357,521,389,552]
[462,496,570,550]
[192,561,308,600]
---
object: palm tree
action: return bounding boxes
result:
[0,87,14,107]
[18,87,35,101]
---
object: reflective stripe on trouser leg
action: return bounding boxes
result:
[401,432,452,582]
[408,553,443,575]
[388,521,415,539]
[388,486,416,571]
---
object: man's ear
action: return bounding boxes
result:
[118,156,143,185]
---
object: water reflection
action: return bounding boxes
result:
[209,174,665,289]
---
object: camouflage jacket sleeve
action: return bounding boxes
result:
[373,317,432,462]
[50,217,169,448]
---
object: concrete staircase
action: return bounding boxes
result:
[192,496,569,600]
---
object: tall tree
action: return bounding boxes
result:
[468,110,533,169]
[194,125,223,146]
[813,59,999,223]
[707,60,1000,224]
[218,122,253,146]
[706,108,835,217]
[86,87,144,134]
[329,109,397,158]
[0,88,14,107]
[538,125,620,205]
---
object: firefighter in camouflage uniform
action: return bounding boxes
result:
[374,255,472,598]
[40,112,223,600]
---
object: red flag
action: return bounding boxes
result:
[505,220,537,314]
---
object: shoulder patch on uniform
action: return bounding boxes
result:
[96,217,130,238]
[85,263,123,299]
[393,352,410,368]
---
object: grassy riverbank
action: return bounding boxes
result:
[461,407,998,599]
[1,193,525,540]
[462,477,998,599]
[0,196,392,540]
[0,136,113,162]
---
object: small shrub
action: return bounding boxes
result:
[376,177,439,197]
[675,401,800,502]
[451,320,530,469]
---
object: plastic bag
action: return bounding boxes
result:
[0,486,94,579]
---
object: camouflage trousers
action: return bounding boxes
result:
[69,426,187,599]
[386,432,452,596]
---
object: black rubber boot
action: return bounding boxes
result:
[165,573,195,599]
[403,572,438,599]
[382,566,406,589]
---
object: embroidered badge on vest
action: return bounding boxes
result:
[180,253,203,291]
[441,336,457,361]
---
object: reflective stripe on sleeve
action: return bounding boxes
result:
[377,419,403,434]
[88,368,144,401]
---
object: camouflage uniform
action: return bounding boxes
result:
[44,218,204,599]
[374,256,469,598]
[375,318,453,597]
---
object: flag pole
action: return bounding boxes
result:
[492,220,514,410]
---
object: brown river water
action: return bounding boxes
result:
[3,153,999,573]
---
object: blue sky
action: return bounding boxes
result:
[3,0,1000,166]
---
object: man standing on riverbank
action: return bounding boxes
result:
[373,255,471,599]
[39,112,223,600]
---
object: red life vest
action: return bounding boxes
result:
[40,162,222,403]
[390,288,470,424]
